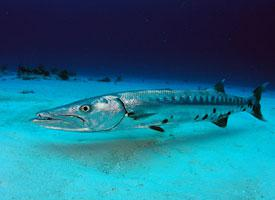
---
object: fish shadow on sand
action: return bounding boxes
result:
[39,127,248,174]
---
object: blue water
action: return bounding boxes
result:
[1,0,275,84]
[1,0,275,199]
[0,76,274,199]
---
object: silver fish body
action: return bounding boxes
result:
[116,89,247,130]
[32,81,268,132]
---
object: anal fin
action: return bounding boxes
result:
[149,125,165,132]
[212,116,228,128]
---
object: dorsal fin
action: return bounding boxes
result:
[214,79,226,94]
[212,116,228,128]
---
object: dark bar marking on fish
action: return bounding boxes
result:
[240,98,244,105]
[225,97,229,104]
[211,96,215,104]
[170,115,174,119]
[194,115,199,120]
[217,97,220,104]
[248,100,253,108]
[202,114,208,120]
[227,112,231,116]
[205,95,211,104]
[149,125,164,132]
[217,96,222,104]
[185,96,190,103]
[238,98,241,105]
[213,108,216,113]
[227,98,230,104]
[171,96,176,101]
[200,96,204,104]
[193,96,198,104]
[162,119,168,124]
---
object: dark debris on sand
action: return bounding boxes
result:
[114,76,123,83]
[0,64,8,75]
[58,70,69,80]
[16,65,76,81]
[17,65,50,80]
[20,90,35,94]
[97,77,112,82]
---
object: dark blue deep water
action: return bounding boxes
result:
[1,0,275,86]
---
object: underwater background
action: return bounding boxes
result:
[1,0,275,200]
[1,0,275,84]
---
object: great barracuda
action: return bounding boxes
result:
[32,81,268,132]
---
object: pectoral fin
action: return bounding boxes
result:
[212,116,228,128]
[127,112,156,120]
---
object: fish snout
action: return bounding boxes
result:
[32,110,90,131]
[33,111,59,122]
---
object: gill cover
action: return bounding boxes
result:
[86,96,127,131]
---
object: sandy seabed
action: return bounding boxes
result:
[0,77,275,200]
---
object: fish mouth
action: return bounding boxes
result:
[32,113,61,122]
[32,112,87,131]
[33,113,85,122]
[59,114,86,123]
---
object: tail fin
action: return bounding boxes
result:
[249,82,269,121]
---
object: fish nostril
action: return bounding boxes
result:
[37,113,43,118]
[36,112,55,120]
[37,112,49,118]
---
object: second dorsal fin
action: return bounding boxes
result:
[214,79,226,94]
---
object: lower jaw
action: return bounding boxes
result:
[43,125,90,132]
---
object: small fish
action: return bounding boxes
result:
[32,81,269,132]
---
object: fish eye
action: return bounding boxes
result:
[80,105,91,112]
